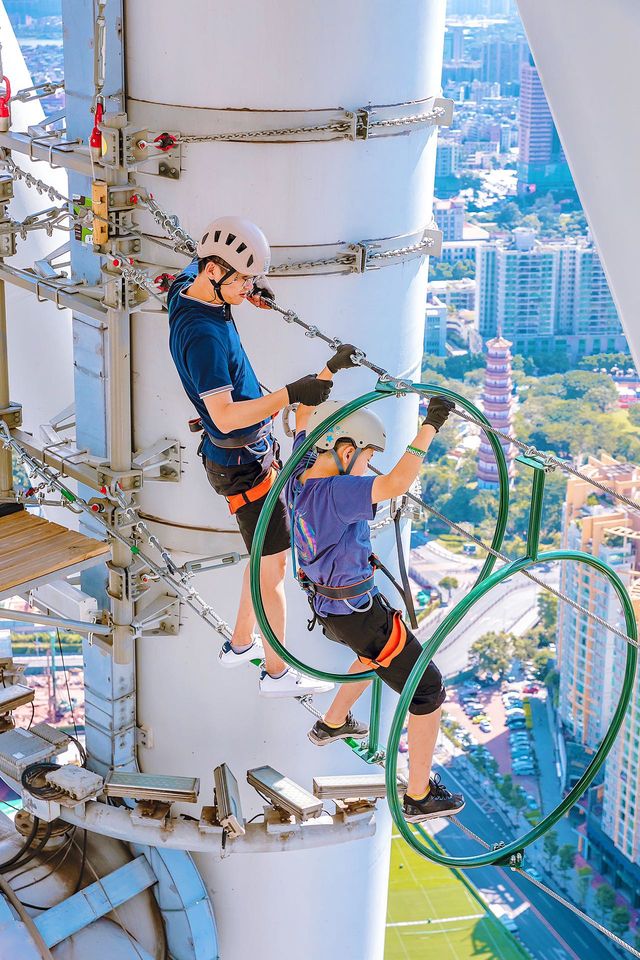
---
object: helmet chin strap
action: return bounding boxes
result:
[208,267,235,321]
[330,447,362,476]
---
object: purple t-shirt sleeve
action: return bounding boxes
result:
[328,476,376,524]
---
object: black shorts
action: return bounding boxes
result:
[204,449,290,557]
[318,594,446,716]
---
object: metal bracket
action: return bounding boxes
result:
[135,723,154,749]
[182,552,245,576]
[122,127,181,180]
[135,590,181,636]
[355,108,371,140]
[0,402,22,429]
[132,438,181,482]
[493,847,525,868]
[96,464,143,492]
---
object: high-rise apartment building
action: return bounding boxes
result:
[518,59,573,194]
[433,198,465,242]
[556,458,640,898]
[477,230,628,356]
[481,38,529,89]
[435,139,460,178]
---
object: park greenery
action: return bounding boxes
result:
[418,363,640,553]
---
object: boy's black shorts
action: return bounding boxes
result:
[204,448,290,557]
[318,593,446,716]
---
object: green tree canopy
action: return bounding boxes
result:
[594,883,616,920]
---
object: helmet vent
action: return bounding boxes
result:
[213,230,221,243]
[225,233,236,246]
[201,232,209,245]
[237,242,247,254]
[247,254,254,267]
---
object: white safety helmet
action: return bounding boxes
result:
[308,400,387,454]
[196,216,271,276]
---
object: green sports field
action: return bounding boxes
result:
[385,837,529,960]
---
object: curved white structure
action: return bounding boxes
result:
[0,3,447,958]
[517,0,640,368]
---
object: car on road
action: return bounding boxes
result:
[506,717,526,729]
[526,867,542,880]
[503,694,524,706]
[464,705,482,716]
[526,796,539,810]
[479,720,492,733]
[505,707,526,717]
[472,714,489,725]
[513,763,535,776]
[522,684,540,695]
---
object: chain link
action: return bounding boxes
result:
[178,120,353,144]
[134,194,196,256]
[370,107,447,129]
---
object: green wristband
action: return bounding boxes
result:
[406,444,427,459]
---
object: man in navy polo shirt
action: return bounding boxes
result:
[168,216,357,698]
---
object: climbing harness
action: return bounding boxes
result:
[225,463,281,516]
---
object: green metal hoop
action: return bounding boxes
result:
[385,550,638,868]
[249,381,510,684]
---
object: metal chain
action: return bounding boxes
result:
[276,254,356,273]
[177,120,352,143]
[133,194,196,256]
[0,154,70,204]
[368,237,435,261]
[109,254,166,305]
[167,106,446,144]
[370,107,447,129]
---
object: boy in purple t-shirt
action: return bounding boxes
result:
[288,375,465,822]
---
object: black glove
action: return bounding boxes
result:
[286,374,333,406]
[423,396,455,432]
[327,343,360,374]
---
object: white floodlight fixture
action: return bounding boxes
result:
[247,765,323,822]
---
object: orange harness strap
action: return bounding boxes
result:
[226,463,280,515]
[358,611,408,670]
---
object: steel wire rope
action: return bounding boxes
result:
[249,384,509,683]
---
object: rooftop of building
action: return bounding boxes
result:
[429,277,477,292]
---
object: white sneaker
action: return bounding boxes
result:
[218,637,264,668]
[259,668,334,699]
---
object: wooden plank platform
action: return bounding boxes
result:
[0,510,110,598]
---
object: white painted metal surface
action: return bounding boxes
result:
[517,0,640,369]
[125,2,446,957]
[0,6,73,435]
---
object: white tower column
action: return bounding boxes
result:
[124,3,447,958]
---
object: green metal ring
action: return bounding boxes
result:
[385,550,638,867]
[249,381,511,684]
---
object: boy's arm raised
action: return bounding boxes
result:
[371,397,454,504]
[294,344,359,434]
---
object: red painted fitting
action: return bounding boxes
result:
[0,76,11,132]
